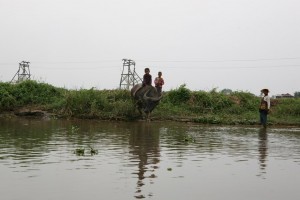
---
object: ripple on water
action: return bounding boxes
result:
[1,120,300,200]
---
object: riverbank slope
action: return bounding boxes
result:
[1,80,299,126]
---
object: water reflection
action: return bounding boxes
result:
[1,119,300,200]
[258,128,268,177]
[0,118,53,169]
[128,122,160,199]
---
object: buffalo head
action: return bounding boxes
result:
[131,83,162,119]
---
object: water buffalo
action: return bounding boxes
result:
[131,83,162,120]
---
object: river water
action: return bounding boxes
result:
[0,118,300,200]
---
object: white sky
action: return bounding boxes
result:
[0,0,299,96]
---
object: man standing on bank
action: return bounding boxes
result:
[154,71,164,96]
[259,88,271,128]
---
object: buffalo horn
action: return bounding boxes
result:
[143,90,162,102]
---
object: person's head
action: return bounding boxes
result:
[144,68,150,74]
[158,71,162,77]
[261,89,269,95]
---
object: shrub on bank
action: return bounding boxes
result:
[0,81,299,125]
[0,80,63,109]
[0,82,17,110]
[165,84,191,105]
[273,98,300,116]
[57,88,132,118]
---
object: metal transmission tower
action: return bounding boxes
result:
[119,59,142,90]
[11,61,31,83]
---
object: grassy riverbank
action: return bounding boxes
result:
[1,80,300,126]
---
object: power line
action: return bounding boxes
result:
[157,64,300,69]
[1,58,300,71]
[136,57,300,63]
[32,60,120,64]
[0,60,120,66]
[1,64,300,70]
[1,57,300,66]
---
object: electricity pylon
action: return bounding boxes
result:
[11,61,31,83]
[119,59,142,90]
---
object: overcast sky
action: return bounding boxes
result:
[1,0,299,96]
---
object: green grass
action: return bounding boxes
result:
[1,80,300,126]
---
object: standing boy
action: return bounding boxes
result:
[154,71,164,95]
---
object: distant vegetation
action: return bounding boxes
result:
[0,80,299,126]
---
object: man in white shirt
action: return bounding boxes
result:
[259,89,271,128]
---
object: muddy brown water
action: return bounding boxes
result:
[0,118,300,200]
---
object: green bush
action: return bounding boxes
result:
[166,84,191,105]
[230,91,258,111]
[274,98,300,116]
[0,89,16,111]
[0,80,299,125]
[191,91,213,108]
[11,80,62,105]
